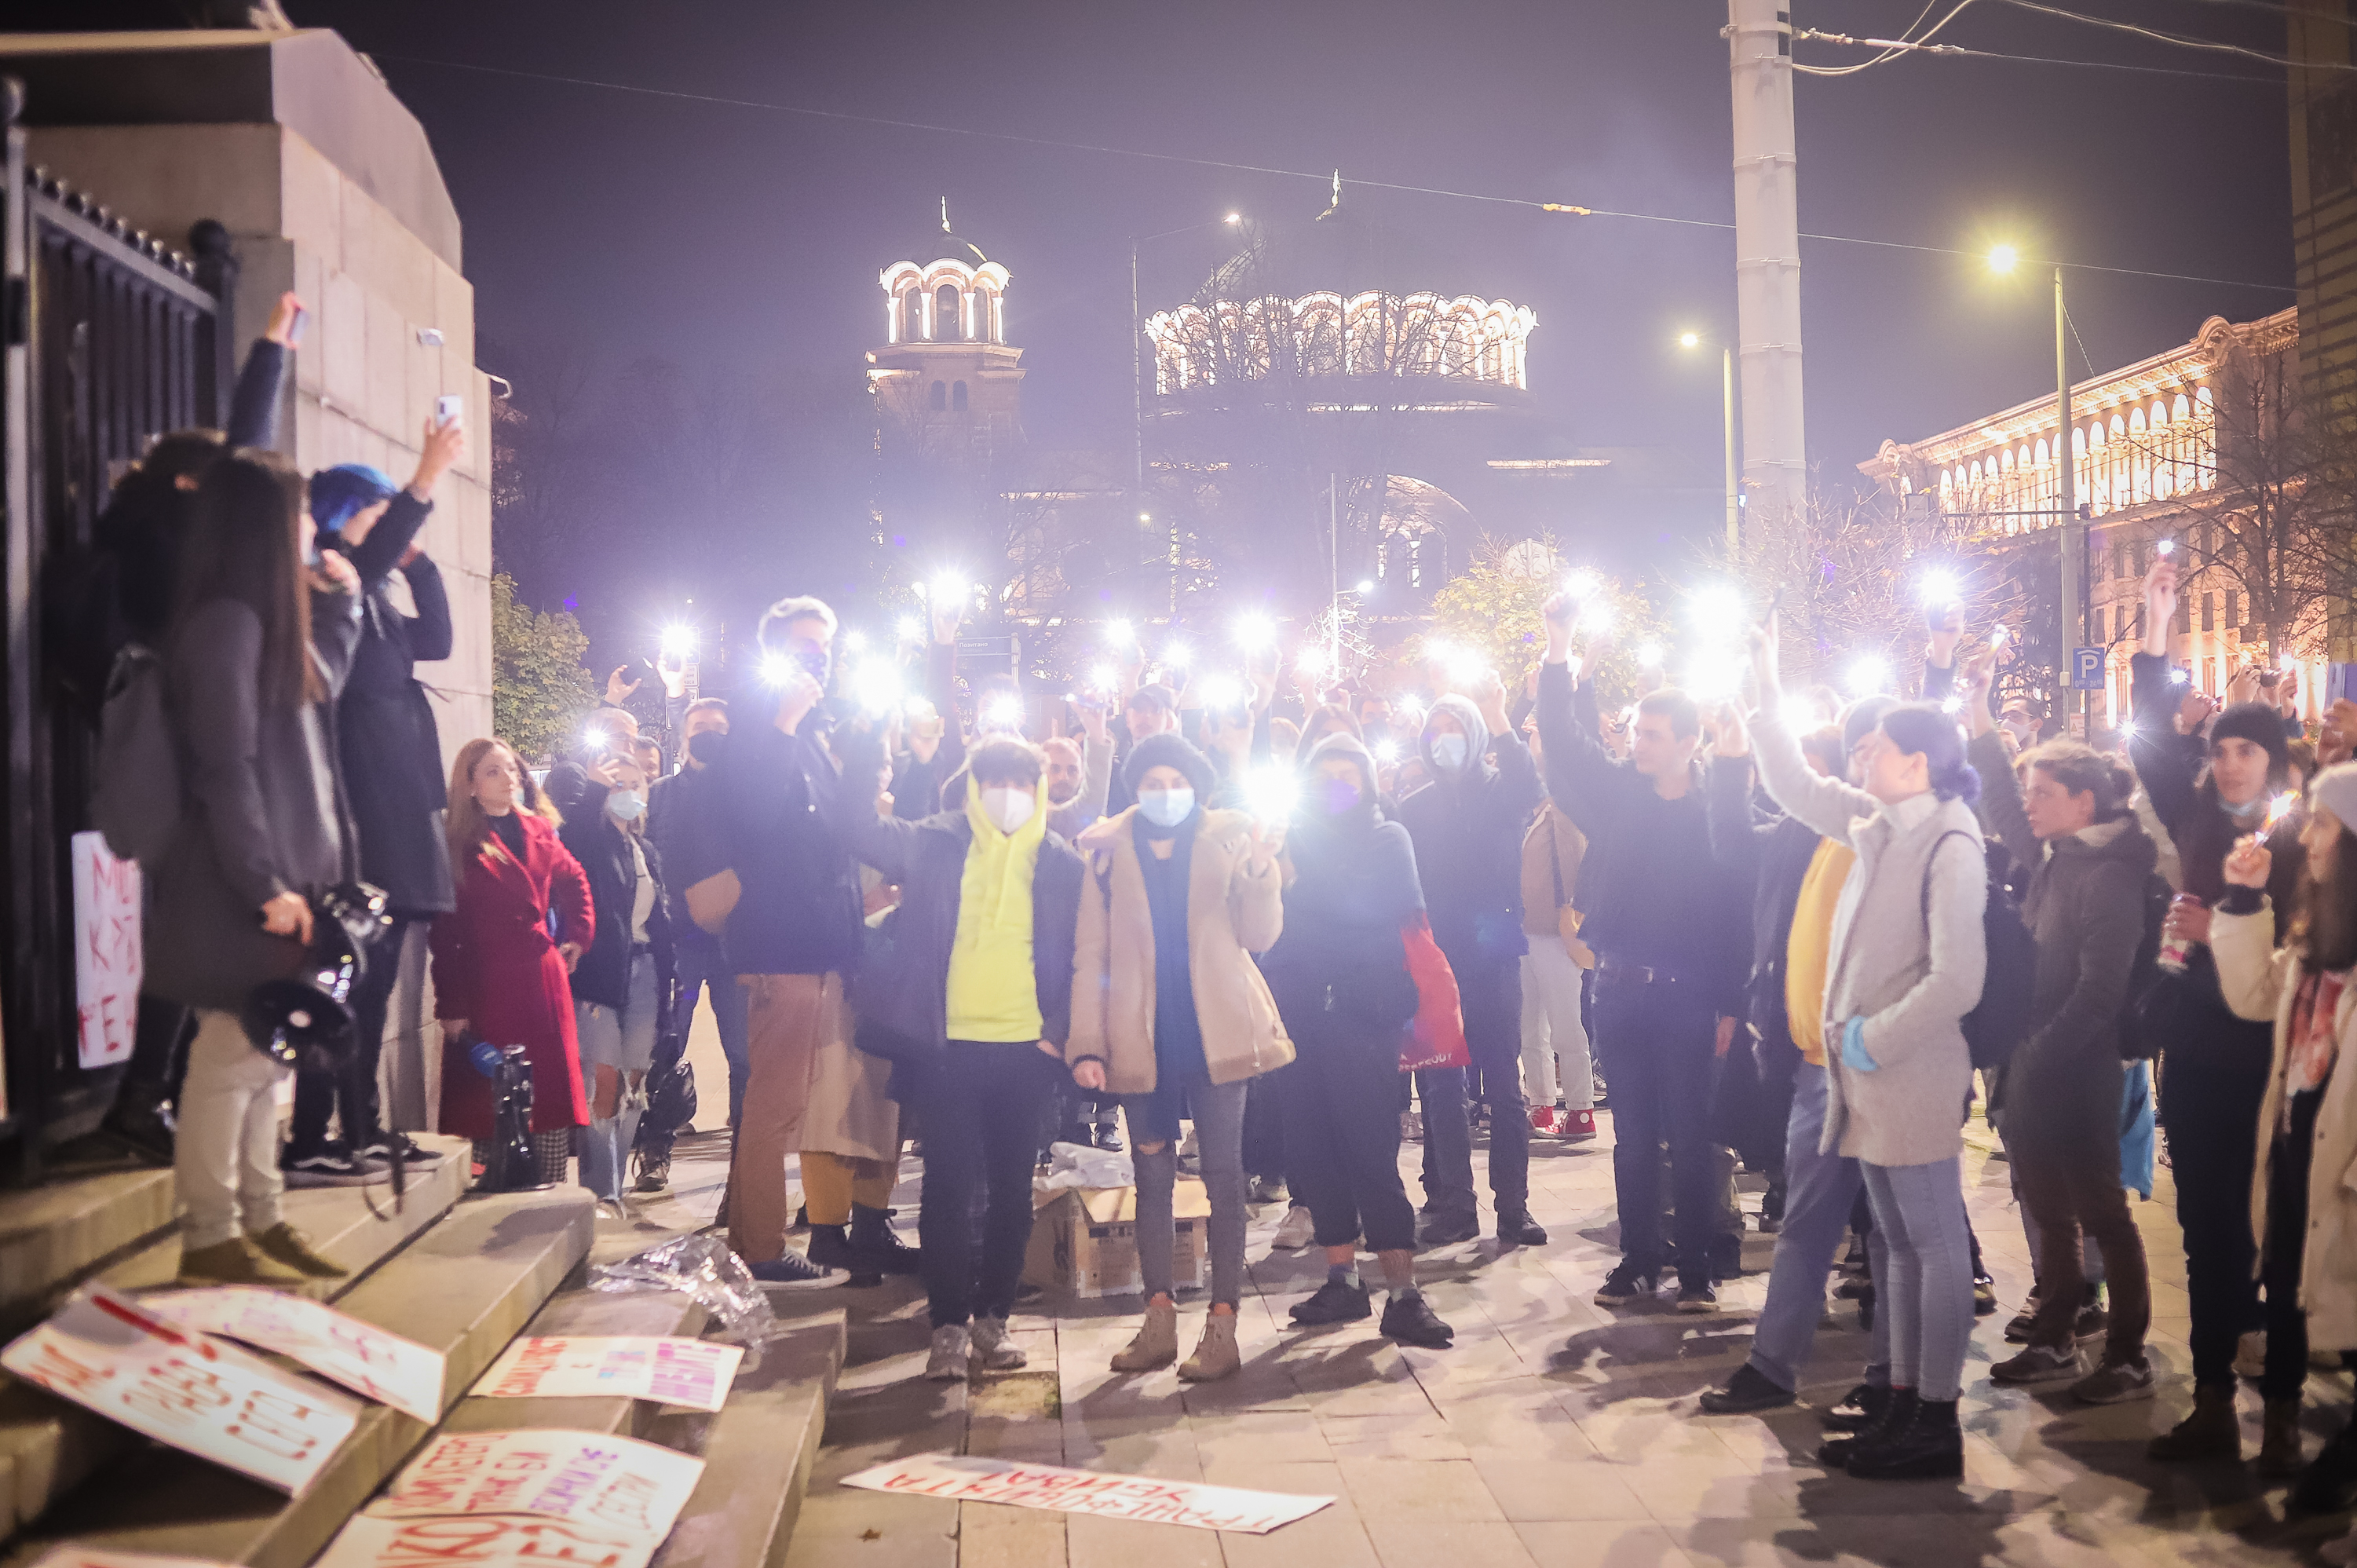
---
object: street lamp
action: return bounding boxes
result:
[1677,331,1740,554]
[1987,243,2081,731]
[1134,211,1244,615]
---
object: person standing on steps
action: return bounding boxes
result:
[1960,652,2160,1408]
[834,735,1083,1380]
[641,696,740,1191]
[1533,593,1749,1313]
[1394,677,1548,1248]
[714,596,916,1284]
[2125,555,2307,1464]
[1260,733,1455,1351]
[1071,733,1293,1383]
[1744,614,1987,1483]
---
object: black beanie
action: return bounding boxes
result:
[1123,732,1216,799]
[2209,701,2292,775]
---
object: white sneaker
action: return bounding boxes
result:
[926,1325,970,1382]
[970,1316,1025,1371]
[1273,1204,1317,1251]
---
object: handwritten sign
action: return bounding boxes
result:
[2,1286,359,1493]
[371,1430,704,1540]
[312,1513,656,1568]
[31,1549,232,1568]
[71,832,142,1069]
[839,1453,1332,1534]
[473,1338,741,1413]
[141,1288,445,1423]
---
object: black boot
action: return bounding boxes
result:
[1820,1387,1914,1467]
[851,1203,923,1274]
[1847,1394,1963,1481]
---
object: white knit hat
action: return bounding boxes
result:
[2309,761,2357,832]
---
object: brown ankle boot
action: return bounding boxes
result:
[2148,1384,2242,1462]
[1109,1299,1178,1372]
[2258,1398,2305,1478]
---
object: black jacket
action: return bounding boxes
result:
[646,755,731,953]
[1393,729,1544,970]
[1533,661,1749,1011]
[843,807,1084,1054]
[713,718,864,978]
[327,496,454,916]
[559,806,678,1023]
[1259,806,1424,1012]
[1705,751,1829,1063]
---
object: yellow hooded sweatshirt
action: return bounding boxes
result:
[945,774,1047,1043]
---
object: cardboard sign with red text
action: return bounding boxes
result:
[311,1512,655,1568]
[839,1453,1332,1534]
[71,832,142,1069]
[142,1288,445,1423]
[371,1430,704,1539]
[473,1337,741,1413]
[2,1287,359,1493]
[31,1548,232,1568]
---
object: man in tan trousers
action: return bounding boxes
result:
[711,594,913,1284]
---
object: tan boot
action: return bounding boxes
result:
[1178,1311,1241,1383]
[177,1237,307,1287]
[248,1222,349,1280]
[2148,1384,2242,1462]
[2258,1397,2306,1478]
[1110,1298,1178,1372]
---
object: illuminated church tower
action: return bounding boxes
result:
[870,201,1024,462]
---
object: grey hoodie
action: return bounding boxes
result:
[1419,694,1491,782]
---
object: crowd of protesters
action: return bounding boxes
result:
[80,295,2357,1508]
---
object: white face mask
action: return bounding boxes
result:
[981,786,1036,834]
[605,788,645,824]
[1429,733,1470,773]
[1138,787,1196,828]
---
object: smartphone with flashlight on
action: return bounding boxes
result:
[435,394,465,430]
[287,305,309,346]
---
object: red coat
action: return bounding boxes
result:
[431,811,594,1138]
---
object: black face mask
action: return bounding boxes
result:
[687,729,728,766]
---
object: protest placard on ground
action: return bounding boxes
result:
[473,1337,741,1413]
[839,1453,1332,1534]
[2,1287,360,1493]
[141,1288,445,1423]
[312,1511,655,1568]
[371,1429,705,1544]
[31,1548,232,1568]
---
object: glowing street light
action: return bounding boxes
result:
[1677,331,1701,349]
[1224,212,1242,225]
[1987,243,2020,275]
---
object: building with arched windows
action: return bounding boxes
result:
[1860,308,2303,727]
[868,207,1024,462]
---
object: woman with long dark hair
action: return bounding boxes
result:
[144,448,364,1285]
[1746,618,1987,1481]
[433,738,593,1186]
[2213,766,2357,1510]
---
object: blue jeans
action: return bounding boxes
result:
[1861,1156,1975,1402]
[1748,1065,1890,1393]
[677,939,750,1126]
[576,951,660,1204]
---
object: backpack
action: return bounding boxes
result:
[91,643,182,864]
[2116,871,2173,1061]
[1923,828,2036,1072]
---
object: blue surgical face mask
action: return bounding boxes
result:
[605,789,645,824]
[1429,733,1469,773]
[1138,787,1195,828]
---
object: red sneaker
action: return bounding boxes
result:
[1529,1106,1558,1135]
[1562,1109,1598,1142]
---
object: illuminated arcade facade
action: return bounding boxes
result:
[869,209,1024,461]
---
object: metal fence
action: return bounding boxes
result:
[1,79,233,1175]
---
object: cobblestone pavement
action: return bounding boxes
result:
[643,1013,2355,1567]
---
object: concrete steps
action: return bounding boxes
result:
[0,1184,594,1568]
[0,1141,470,1540]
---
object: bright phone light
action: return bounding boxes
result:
[1373,738,1402,765]
[981,692,1025,733]
[2267,789,2301,831]
[1296,645,1332,678]
[758,653,796,688]
[1233,612,1277,651]
[2169,667,2190,685]
[659,624,698,660]
[1583,601,1617,635]
[930,572,968,604]
[851,664,901,714]
[1243,763,1299,824]
[1090,662,1119,693]
[1847,656,1889,696]
[1106,618,1135,646]
[2156,539,2175,557]
[1394,695,1427,726]
[1685,658,1742,703]
[1637,642,1665,668]
[1990,623,2011,652]
[1920,570,1960,607]
[841,629,868,654]
[897,615,923,641]
[1197,674,1243,710]
[1688,583,1745,643]
[1163,640,1192,669]
[1564,569,1602,600]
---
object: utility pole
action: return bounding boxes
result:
[1727,0,1807,531]
[1721,345,1740,553]
[2056,265,2082,733]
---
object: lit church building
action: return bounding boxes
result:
[1859,307,2302,729]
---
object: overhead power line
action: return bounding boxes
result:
[1987,0,2354,69]
[1792,26,2302,79]
[375,51,2292,295]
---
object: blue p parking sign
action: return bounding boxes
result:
[2070,647,2105,691]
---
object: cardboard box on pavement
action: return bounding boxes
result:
[1021,1182,1208,1299]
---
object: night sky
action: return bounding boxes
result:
[277,0,2292,479]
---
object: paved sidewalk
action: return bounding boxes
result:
[639,1017,2354,1567]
